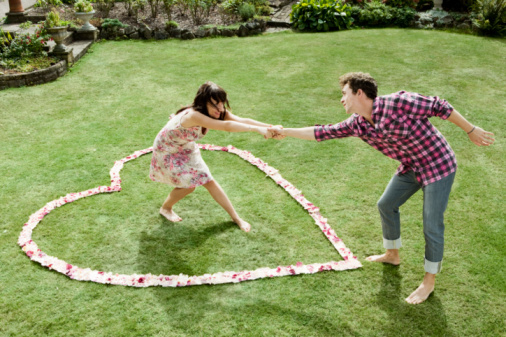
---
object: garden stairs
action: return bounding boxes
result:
[268,0,297,28]
[1,21,95,65]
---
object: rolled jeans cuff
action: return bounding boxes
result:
[383,237,402,249]
[425,258,443,274]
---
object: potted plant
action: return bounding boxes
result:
[44,10,69,53]
[74,0,96,31]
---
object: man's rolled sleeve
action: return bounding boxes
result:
[314,117,355,142]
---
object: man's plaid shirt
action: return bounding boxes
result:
[314,91,457,186]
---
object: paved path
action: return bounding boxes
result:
[1,0,38,19]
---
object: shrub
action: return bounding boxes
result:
[238,2,256,20]
[219,0,270,18]
[1,26,50,59]
[101,18,129,28]
[351,1,416,27]
[124,0,147,19]
[34,0,63,9]
[165,20,179,28]
[162,0,177,20]
[74,0,94,12]
[383,0,418,8]
[472,0,506,36]
[91,0,114,17]
[180,0,218,26]
[290,0,353,31]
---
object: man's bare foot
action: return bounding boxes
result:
[234,218,251,232]
[406,273,435,304]
[366,249,400,265]
[160,208,182,222]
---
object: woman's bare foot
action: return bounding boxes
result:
[406,273,435,304]
[234,218,251,232]
[366,249,400,265]
[160,208,182,222]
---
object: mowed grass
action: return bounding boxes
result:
[0,29,504,336]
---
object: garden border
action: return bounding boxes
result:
[0,59,67,90]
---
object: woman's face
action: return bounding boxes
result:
[206,98,224,119]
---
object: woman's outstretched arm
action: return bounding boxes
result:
[182,109,268,137]
[224,110,278,127]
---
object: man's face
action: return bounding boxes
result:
[340,83,359,114]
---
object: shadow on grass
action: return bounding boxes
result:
[376,264,454,336]
[137,216,235,276]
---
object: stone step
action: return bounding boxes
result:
[268,0,297,27]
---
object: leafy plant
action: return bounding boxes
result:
[19,21,33,29]
[1,26,50,59]
[165,20,179,28]
[290,0,353,31]
[101,18,129,29]
[124,0,147,19]
[351,1,415,27]
[74,0,94,12]
[180,0,218,26]
[382,0,418,8]
[33,0,64,9]
[44,9,69,28]
[473,0,506,36]
[162,0,177,20]
[146,0,162,18]
[238,2,256,21]
[91,0,114,17]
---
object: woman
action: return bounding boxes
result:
[149,81,276,232]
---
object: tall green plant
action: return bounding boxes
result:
[291,0,353,31]
[473,0,506,36]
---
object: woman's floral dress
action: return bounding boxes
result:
[149,111,213,188]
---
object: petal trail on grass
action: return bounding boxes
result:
[18,144,362,287]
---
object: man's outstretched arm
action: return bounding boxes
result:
[447,109,495,146]
[268,126,316,141]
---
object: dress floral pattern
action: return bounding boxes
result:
[149,111,213,188]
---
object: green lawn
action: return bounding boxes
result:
[0,29,504,336]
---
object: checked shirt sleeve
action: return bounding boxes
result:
[314,115,356,142]
[398,92,454,120]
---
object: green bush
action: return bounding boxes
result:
[165,20,179,28]
[383,0,417,8]
[33,0,63,9]
[1,26,50,59]
[472,0,506,36]
[351,1,415,27]
[238,2,256,20]
[101,18,129,28]
[220,0,270,17]
[290,0,353,31]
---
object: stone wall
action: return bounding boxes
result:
[0,60,67,90]
[99,19,268,40]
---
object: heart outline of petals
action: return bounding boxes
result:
[18,144,362,287]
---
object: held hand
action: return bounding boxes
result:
[267,127,286,140]
[468,126,495,146]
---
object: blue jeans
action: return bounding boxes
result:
[377,170,456,274]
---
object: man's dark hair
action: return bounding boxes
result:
[339,72,378,100]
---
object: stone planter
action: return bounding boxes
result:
[433,0,443,9]
[75,10,96,32]
[46,26,69,53]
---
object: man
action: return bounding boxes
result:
[268,72,495,304]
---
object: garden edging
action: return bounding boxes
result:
[0,59,67,90]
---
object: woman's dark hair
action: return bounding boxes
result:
[177,81,230,120]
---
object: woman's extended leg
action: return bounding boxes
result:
[160,187,195,222]
[202,180,251,232]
